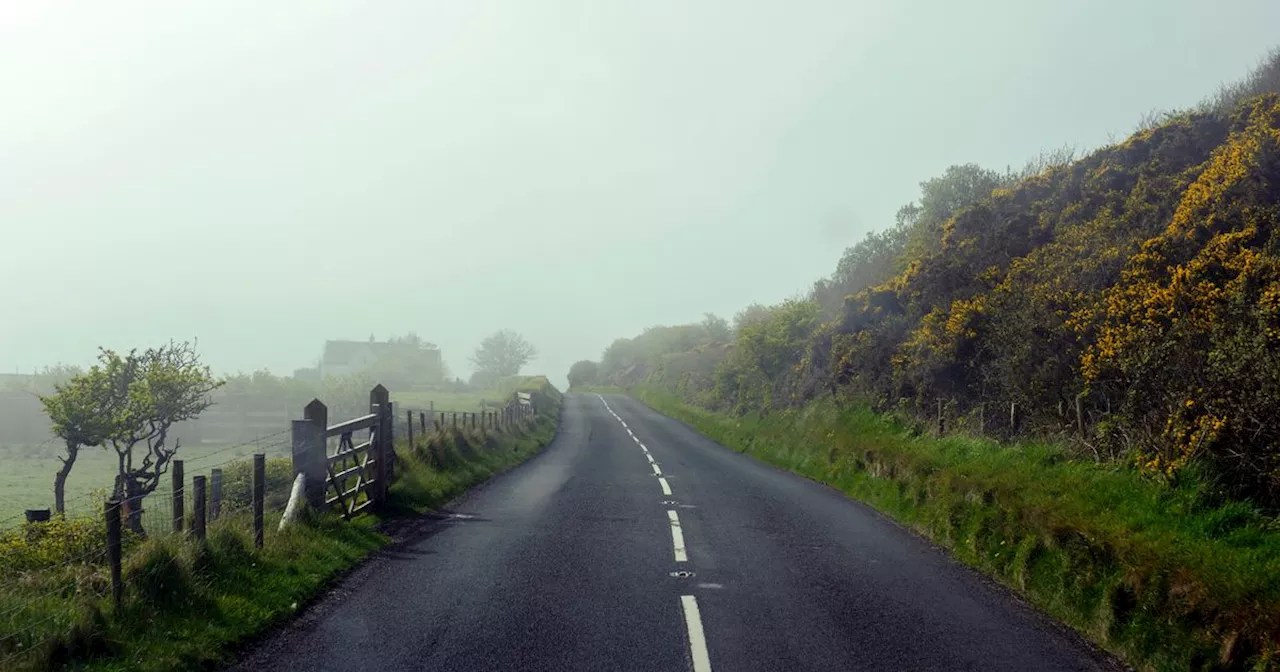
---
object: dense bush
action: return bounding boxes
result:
[589,83,1280,503]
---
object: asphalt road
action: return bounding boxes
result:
[231,392,1118,672]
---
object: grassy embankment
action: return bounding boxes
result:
[0,380,561,672]
[632,387,1280,672]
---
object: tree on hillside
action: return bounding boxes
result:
[701,313,732,342]
[811,212,912,317]
[40,362,121,514]
[733,303,772,331]
[567,360,599,388]
[903,163,1007,260]
[470,329,537,381]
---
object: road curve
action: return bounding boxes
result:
[230,392,1118,672]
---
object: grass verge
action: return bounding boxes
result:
[632,386,1280,672]
[1,383,561,672]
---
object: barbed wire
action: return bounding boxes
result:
[178,429,292,469]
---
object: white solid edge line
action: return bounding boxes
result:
[681,595,712,672]
[651,462,663,476]
[669,511,687,562]
[659,477,672,495]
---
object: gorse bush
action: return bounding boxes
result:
[587,91,1280,504]
[0,516,108,573]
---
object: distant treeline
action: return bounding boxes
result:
[572,50,1280,504]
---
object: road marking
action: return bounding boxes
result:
[668,510,687,562]
[681,595,712,672]
[595,394,710,669]
[595,394,678,501]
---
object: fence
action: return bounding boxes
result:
[0,382,548,669]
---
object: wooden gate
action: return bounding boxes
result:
[324,411,381,517]
[291,384,394,519]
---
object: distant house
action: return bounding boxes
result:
[320,340,387,380]
[319,337,444,383]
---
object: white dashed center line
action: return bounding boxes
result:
[595,393,714,671]
[668,510,688,562]
[681,595,713,672]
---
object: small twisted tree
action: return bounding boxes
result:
[43,341,222,533]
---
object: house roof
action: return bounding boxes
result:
[322,339,439,366]
[322,340,380,365]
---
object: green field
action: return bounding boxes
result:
[0,385,536,525]
[0,438,293,527]
[392,390,499,414]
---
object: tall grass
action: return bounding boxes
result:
[634,387,1280,672]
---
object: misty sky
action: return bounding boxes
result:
[3,1,1279,388]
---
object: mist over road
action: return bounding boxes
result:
[233,393,1114,671]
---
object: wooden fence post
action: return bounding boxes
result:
[385,399,395,477]
[370,384,391,506]
[193,475,207,542]
[105,498,123,608]
[253,453,265,549]
[172,459,185,533]
[211,468,223,520]
[294,399,328,510]
[419,411,426,435]
[470,412,476,430]
[1010,401,1017,433]
[452,412,457,429]
[407,409,415,448]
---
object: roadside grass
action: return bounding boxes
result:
[633,387,1280,672]
[1,386,560,672]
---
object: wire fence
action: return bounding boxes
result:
[0,428,295,671]
[0,389,539,671]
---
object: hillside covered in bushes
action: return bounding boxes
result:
[574,51,1280,505]
[567,53,1280,670]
